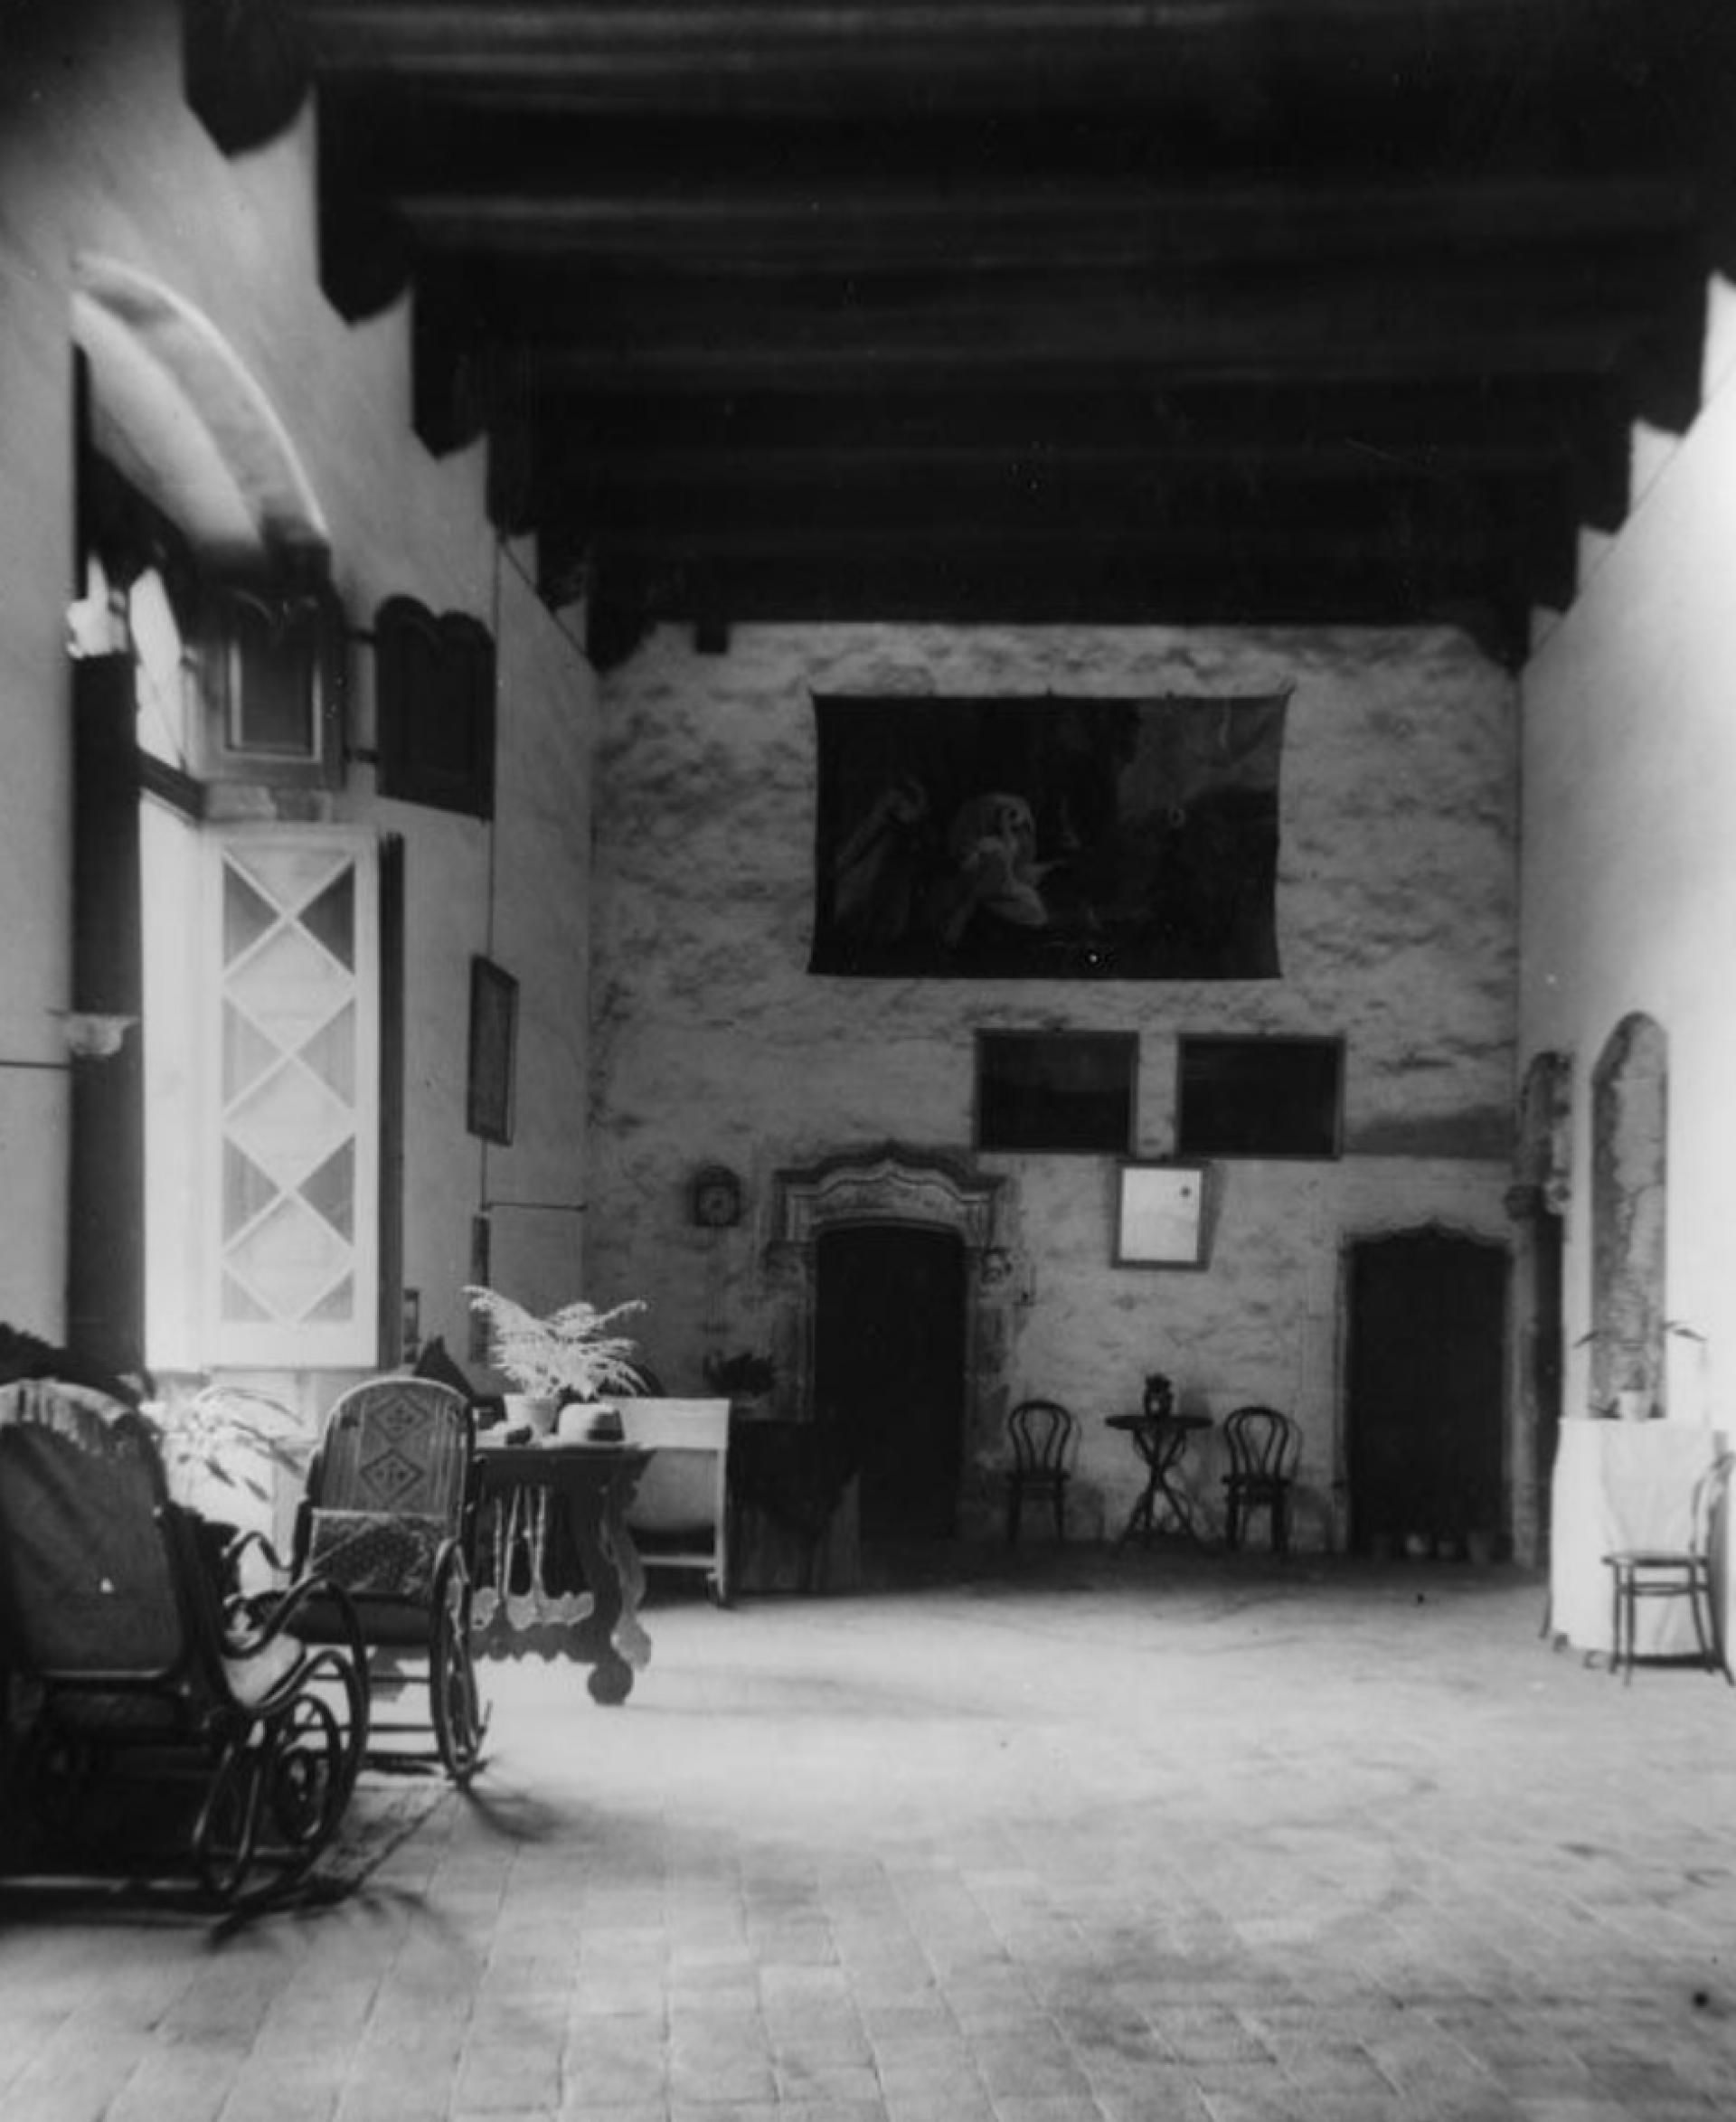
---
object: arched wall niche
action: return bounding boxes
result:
[1590,1014,1668,1419]
[71,255,329,571]
[761,1144,1018,1497]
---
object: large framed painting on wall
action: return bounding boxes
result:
[975,1030,1137,1154]
[809,693,1289,979]
[1175,1033,1344,1159]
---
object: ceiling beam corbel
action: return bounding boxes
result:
[184,0,311,156]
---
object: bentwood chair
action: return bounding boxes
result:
[0,1380,369,1910]
[1602,1450,1736,1684]
[287,1377,487,1782]
[1221,1405,1302,1555]
[1005,1399,1079,1544]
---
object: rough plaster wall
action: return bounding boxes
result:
[0,0,595,1371]
[590,622,1516,1544]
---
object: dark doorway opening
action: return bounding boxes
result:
[815,1225,967,1540]
[1530,1205,1564,1552]
[1346,1228,1507,1557]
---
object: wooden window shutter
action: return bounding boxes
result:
[374,596,495,818]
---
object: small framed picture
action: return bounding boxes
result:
[466,956,518,1146]
[1114,1161,1209,1269]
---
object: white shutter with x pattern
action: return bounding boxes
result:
[208,828,379,1367]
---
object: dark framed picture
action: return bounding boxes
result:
[975,1030,1137,1154]
[1175,1033,1344,1159]
[466,957,518,1145]
[1114,1161,1209,1268]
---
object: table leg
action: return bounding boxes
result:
[1148,1467,1209,1549]
[559,1458,652,1705]
[1117,1476,1160,1546]
[475,1453,655,1701]
[1120,1429,1212,1551]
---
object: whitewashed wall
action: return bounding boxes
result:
[1523,311,1736,1433]
[0,1,595,1401]
[589,622,1517,1543]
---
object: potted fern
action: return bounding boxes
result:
[143,1382,306,1517]
[464,1287,647,1439]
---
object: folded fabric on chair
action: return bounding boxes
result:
[413,1335,478,1400]
[306,1508,446,1599]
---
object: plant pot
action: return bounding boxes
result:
[505,1393,560,1438]
[559,1401,624,1443]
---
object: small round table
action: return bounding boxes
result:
[1106,1411,1214,1550]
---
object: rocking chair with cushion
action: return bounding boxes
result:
[0,1379,369,1911]
[287,1376,488,1782]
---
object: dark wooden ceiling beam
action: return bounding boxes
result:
[392,175,1696,274]
[577,542,1542,665]
[291,0,1703,121]
[552,438,1571,492]
[279,0,1727,649]
[538,374,1622,452]
[512,304,1685,392]
[433,230,1694,357]
[573,521,1561,575]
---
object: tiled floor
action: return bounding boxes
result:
[5,1543,1736,2120]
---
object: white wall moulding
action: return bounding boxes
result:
[769,1142,1002,1259]
[53,1011,137,1060]
[71,256,331,571]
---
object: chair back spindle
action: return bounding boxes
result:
[1221,1404,1301,1555]
[1005,1399,1078,1544]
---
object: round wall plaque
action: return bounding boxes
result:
[691,1164,744,1229]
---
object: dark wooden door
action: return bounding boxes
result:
[1346,1229,1508,1555]
[815,1226,966,1539]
